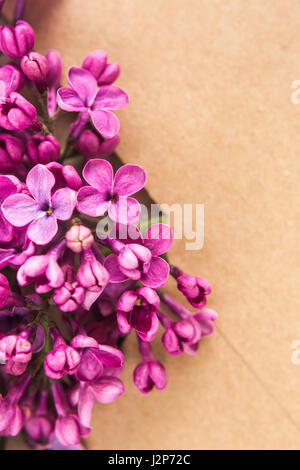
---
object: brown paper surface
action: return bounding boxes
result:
[4,0,300,450]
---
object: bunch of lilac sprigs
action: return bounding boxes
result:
[0,3,217,450]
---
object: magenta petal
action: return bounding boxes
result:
[77,186,110,217]
[71,335,98,349]
[194,308,218,337]
[117,290,138,312]
[108,197,141,224]
[143,223,174,256]
[27,214,58,245]
[57,87,86,112]
[55,416,80,447]
[90,109,119,138]
[92,85,129,110]
[103,254,128,282]
[149,361,167,390]
[0,213,14,243]
[68,66,97,104]
[117,310,132,334]
[52,188,76,220]
[75,349,103,383]
[91,377,124,404]
[2,194,39,226]
[141,257,170,288]
[97,344,124,368]
[82,158,113,193]
[136,311,159,342]
[82,290,102,310]
[78,384,95,428]
[27,164,55,205]
[0,176,18,203]
[113,164,146,196]
[0,248,15,267]
[162,328,182,355]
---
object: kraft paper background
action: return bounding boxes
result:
[4,0,300,450]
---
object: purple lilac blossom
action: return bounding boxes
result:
[0,15,217,450]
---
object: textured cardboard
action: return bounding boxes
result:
[4,0,300,449]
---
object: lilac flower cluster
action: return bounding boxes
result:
[0,4,217,450]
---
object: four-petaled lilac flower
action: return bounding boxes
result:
[175,272,211,308]
[158,296,218,355]
[0,92,39,131]
[160,315,202,356]
[77,248,109,309]
[82,50,120,86]
[53,266,85,312]
[77,159,146,224]
[0,20,34,58]
[72,377,124,429]
[104,223,173,288]
[44,334,81,380]
[17,241,65,293]
[57,66,129,138]
[0,330,32,375]
[133,340,167,394]
[117,287,160,342]
[2,164,76,245]
[71,334,124,383]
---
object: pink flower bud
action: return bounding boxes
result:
[175,272,211,308]
[0,396,23,436]
[77,250,109,293]
[21,52,48,82]
[44,335,81,380]
[0,134,25,171]
[0,92,37,131]
[117,287,160,342]
[82,50,107,81]
[99,62,120,85]
[26,134,60,165]
[46,161,82,191]
[66,225,94,253]
[70,334,124,383]
[0,331,32,375]
[134,360,167,394]
[134,339,167,394]
[0,63,24,95]
[23,391,54,449]
[46,49,62,88]
[46,49,62,116]
[53,266,85,312]
[82,50,120,85]
[0,20,34,58]
[76,129,120,158]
